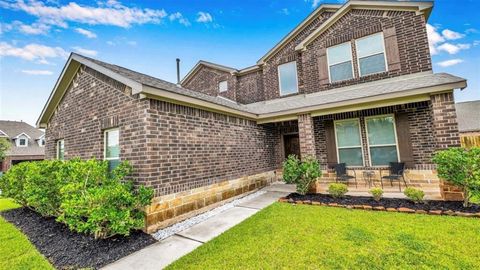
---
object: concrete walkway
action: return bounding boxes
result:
[102,183,294,270]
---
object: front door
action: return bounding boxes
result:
[284,134,300,159]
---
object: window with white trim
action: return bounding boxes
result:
[57,139,64,160]
[18,137,27,147]
[334,119,364,166]
[219,80,228,92]
[327,42,354,83]
[356,33,387,77]
[365,115,399,166]
[104,129,120,171]
[278,61,299,95]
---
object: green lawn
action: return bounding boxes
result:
[0,198,53,270]
[168,203,480,270]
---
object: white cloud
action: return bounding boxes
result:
[465,28,479,34]
[169,12,190,26]
[0,42,68,63]
[127,41,137,46]
[196,12,213,23]
[21,69,53,75]
[442,29,464,40]
[0,20,50,35]
[311,0,321,8]
[437,59,463,67]
[72,46,97,56]
[0,0,168,28]
[281,8,290,15]
[75,27,96,38]
[437,43,470,55]
[474,40,480,47]
[426,24,444,55]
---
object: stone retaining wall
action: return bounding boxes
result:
[145,171,276,233]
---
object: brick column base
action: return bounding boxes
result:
[440,181,464,201]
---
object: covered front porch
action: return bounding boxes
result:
[268,92,461,201]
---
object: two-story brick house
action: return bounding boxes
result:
[37,1,467,232]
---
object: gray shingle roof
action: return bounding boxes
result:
[74,54,466,118]
[0,120,45,156]
[244,72,466,114]
[455,101,480,132]
[77,54,247,112]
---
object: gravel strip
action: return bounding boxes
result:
[153,190,267,240]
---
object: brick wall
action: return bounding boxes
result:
[45,65,151,184]
[298,114,316,159]
[236,70,265,104]
[46,65,279,197]
[313,101,436,168]
[181,65,237,101]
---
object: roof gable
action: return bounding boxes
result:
[181,60,237,85]
[295,0,433,51]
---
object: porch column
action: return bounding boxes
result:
[298,113,316,159]
[430,92,463,201]
[430,92,461,150]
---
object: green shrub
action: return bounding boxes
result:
[282,155,301,184]
[433,147,480,207]
[296,156,321,195]
[0,159,154,239]
[369,187,384,202]
[328,183,348,198]
[404,187,425,203]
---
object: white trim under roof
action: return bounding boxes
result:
[0,129,7,137]
[14,132,31,139]
[295,1,433,52]
[180,60,238,85]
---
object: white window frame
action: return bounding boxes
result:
[277,61,299,96]
[17,137,28,147]
[38,139,46,147]
[355,32,389,77]
[364,114,400,167]
[104,128,120,162]
[56,139,64,160]
[218,80,228,93]
[333,118,365,167]
[326,41,355,83]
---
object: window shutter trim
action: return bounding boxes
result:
[383,27,401,71]
[395,113,414,168]
[317,48,329,85]
[324,120,338,165]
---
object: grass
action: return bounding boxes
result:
[0,198,53,270]
[168,203,480,270]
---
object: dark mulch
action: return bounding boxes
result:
[286,193,480,213]
[1,207,157,270]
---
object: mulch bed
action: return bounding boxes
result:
[1,207,157,270]
[281,193,480,217]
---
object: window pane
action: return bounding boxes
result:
[370,146,398,166]
[278,62,298,95]
[366,116,396,145]
[19,139,26,145]
[219,81,228,92]
[58,140,64,160]
[356,33,384,57]
[329,61,353,82]
[359,53,386,76]
[108,159,121,171]
[339,148,363,166]
[106,130,119,158]
[327,42,352,65]
[335,120,361,147]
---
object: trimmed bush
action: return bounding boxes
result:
[296,156,321,195]
[369,188,384,202]
[433,147,480,207]
[404,187,425,203]
[0,159,154,239]
[328,183,348,198]
[282,155,301,184]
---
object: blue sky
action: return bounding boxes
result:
[0,0,479,126]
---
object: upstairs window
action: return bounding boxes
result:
[356,33,387,76]
[365,115,399,166]
[219,80,228,92]
[105,129,120,171]
[278,61,298,95]
[334,119,364,166]
[327,42,354,83]
[18,138,27,147]
[39,139,45,147]
[57,139,64,160]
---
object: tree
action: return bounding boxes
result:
[433,147,480,207]
[0,138,10,161]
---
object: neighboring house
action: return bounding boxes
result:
[455,101,480,136]
[455,101,480,149]
[37,1,467,232]
[0,120,45,172]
